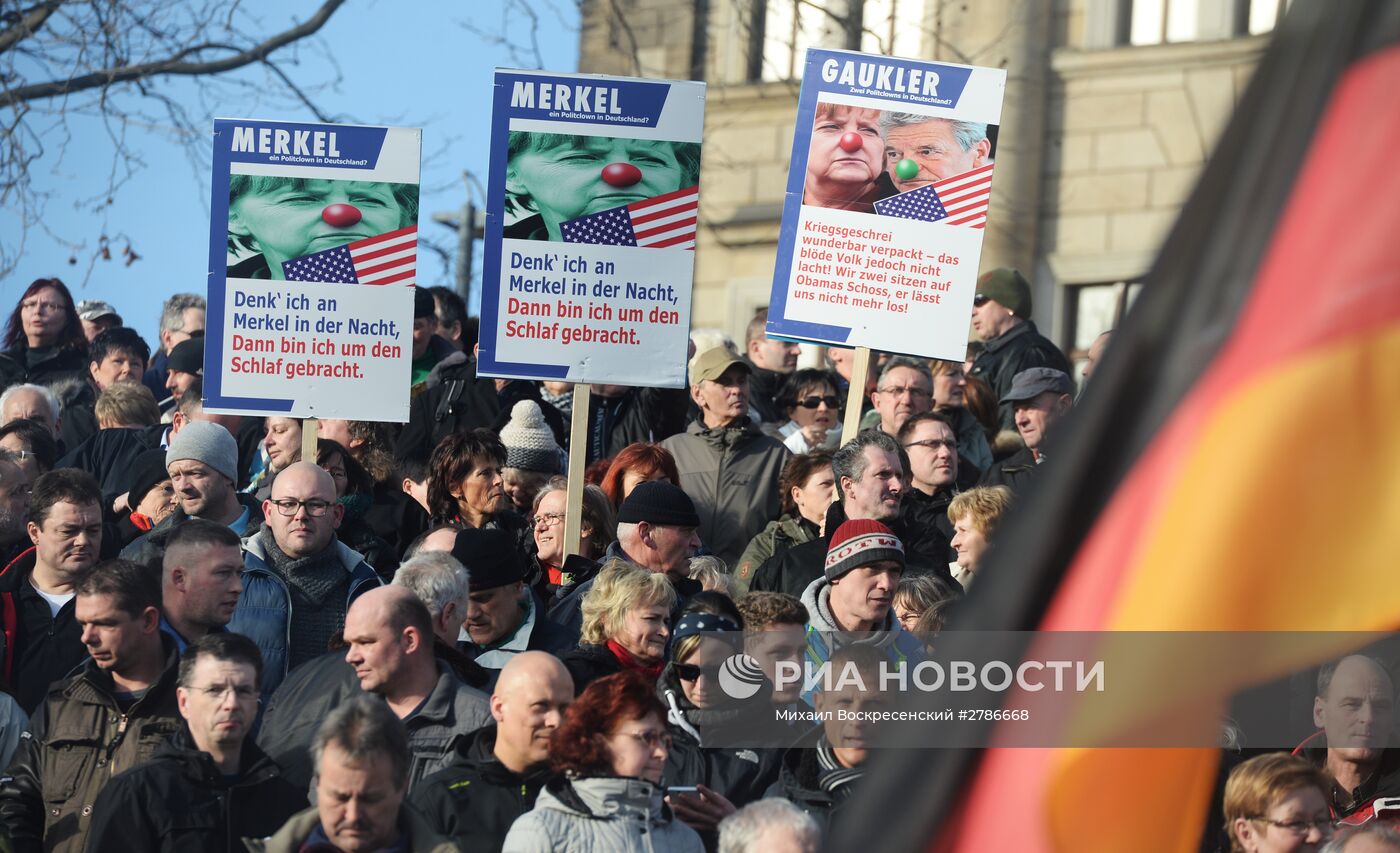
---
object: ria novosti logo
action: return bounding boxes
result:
[718,654,767,700]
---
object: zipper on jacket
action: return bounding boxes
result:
[105,714,129,773]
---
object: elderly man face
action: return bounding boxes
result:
[871,365,933,435]
[263,462,342,558]
[1,388,58,437]
[883,118,990,191]
[1315,656,1395,763]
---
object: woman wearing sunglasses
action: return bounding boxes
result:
[502,670,703,853]
[769,368,842,455]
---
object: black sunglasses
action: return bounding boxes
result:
[796,395,840,409]
[674,662,724,682]
[973,294,990,307]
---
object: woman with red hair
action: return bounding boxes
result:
[599,442,680,510]
[502,671,704,852]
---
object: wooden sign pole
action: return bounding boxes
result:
[839,346,872,444]
[300,417,319,464]
[562,384,591,558]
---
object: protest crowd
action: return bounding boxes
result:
[0,272,1384,853]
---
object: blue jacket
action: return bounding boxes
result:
[231,535,381,695]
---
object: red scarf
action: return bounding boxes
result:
[130,512,154,533]
[606,639,663,680]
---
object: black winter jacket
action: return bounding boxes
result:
[0,346,87,397]
[748,501,953,597]
[968,320,1072,431]
[84,732,306,853]
[56,424,167,505]
[978,445,1040,495]
[411,726,551,853]
[0,546,86,714]
[394,353,565,463]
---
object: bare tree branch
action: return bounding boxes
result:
[0,0,345,108]
[0,1,64,56]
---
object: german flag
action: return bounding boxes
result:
[832,1,1400,850]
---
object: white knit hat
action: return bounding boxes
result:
[498,400,562,473]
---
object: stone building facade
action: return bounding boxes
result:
[576,0,1283,362]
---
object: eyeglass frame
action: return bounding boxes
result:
[904,438,957,452]
[673,662,724,682]
[267,498,335,517]
[531,511,566,529]
[1246,815,1336,835]
[187,682,261,703]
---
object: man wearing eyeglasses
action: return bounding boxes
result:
[0,559,182,853]
[897,412,962,548]
[83,633,304,853]
[231,462,381,695]
[867,356,935,439]
[967,268,1073,432]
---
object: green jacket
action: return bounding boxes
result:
[734,514,818,592]
[0,643,181,853]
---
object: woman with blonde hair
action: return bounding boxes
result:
[946,485,1013,589]
[1223,752,1333,852]
[560,559,677,693]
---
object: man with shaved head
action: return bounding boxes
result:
[1297,654,1400,821]
[257,584,491,794]
[413,651,573,849]
[230,461,381,694]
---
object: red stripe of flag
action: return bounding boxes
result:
[359,268,416,287]
[635,216,697,242]
[351,239,415,264]
[350,225,417,250]
[630,200,698,227]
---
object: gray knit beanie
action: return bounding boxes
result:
[498,400,561,473]
[165,420,239,483]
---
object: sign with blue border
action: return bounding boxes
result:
[766,49,1006,361]
[204,118,420,421]
[477,69,706,387]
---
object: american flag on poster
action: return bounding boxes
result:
[873,164,995,228]
[281,225,418,285]
[559,185,698,250]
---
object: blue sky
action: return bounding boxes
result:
[1,0,580,345]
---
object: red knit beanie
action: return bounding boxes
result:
[824,519,904,582]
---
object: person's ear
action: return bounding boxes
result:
[401,477,415,496]
[26,520,39,545]
[141,605,160,633]
[88,361,101,383]
[490,692,506,725]
[1314,695,1326,730]
[504,164,529,201]
[689,383,705,409]
[170,565,186,591]
[227,207,253,239]
[330,502,344,529]
[972,137,992,167]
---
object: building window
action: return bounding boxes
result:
[749,0,892,82]
[1114,0,1290,47]
[1064,281,1140,364]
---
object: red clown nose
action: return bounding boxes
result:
[838,132,864,153]
[321,203,362,228]
[601,162,643,187]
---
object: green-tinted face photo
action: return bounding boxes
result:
[227,177,417,279]
[505,133,698,240]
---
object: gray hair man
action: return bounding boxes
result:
[879,112,991,191]
[0,384,60,439]
[980,367,1075,495]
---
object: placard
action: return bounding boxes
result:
[203,118,420,421]
[477,70,706,387]
[766,49,1006,360]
